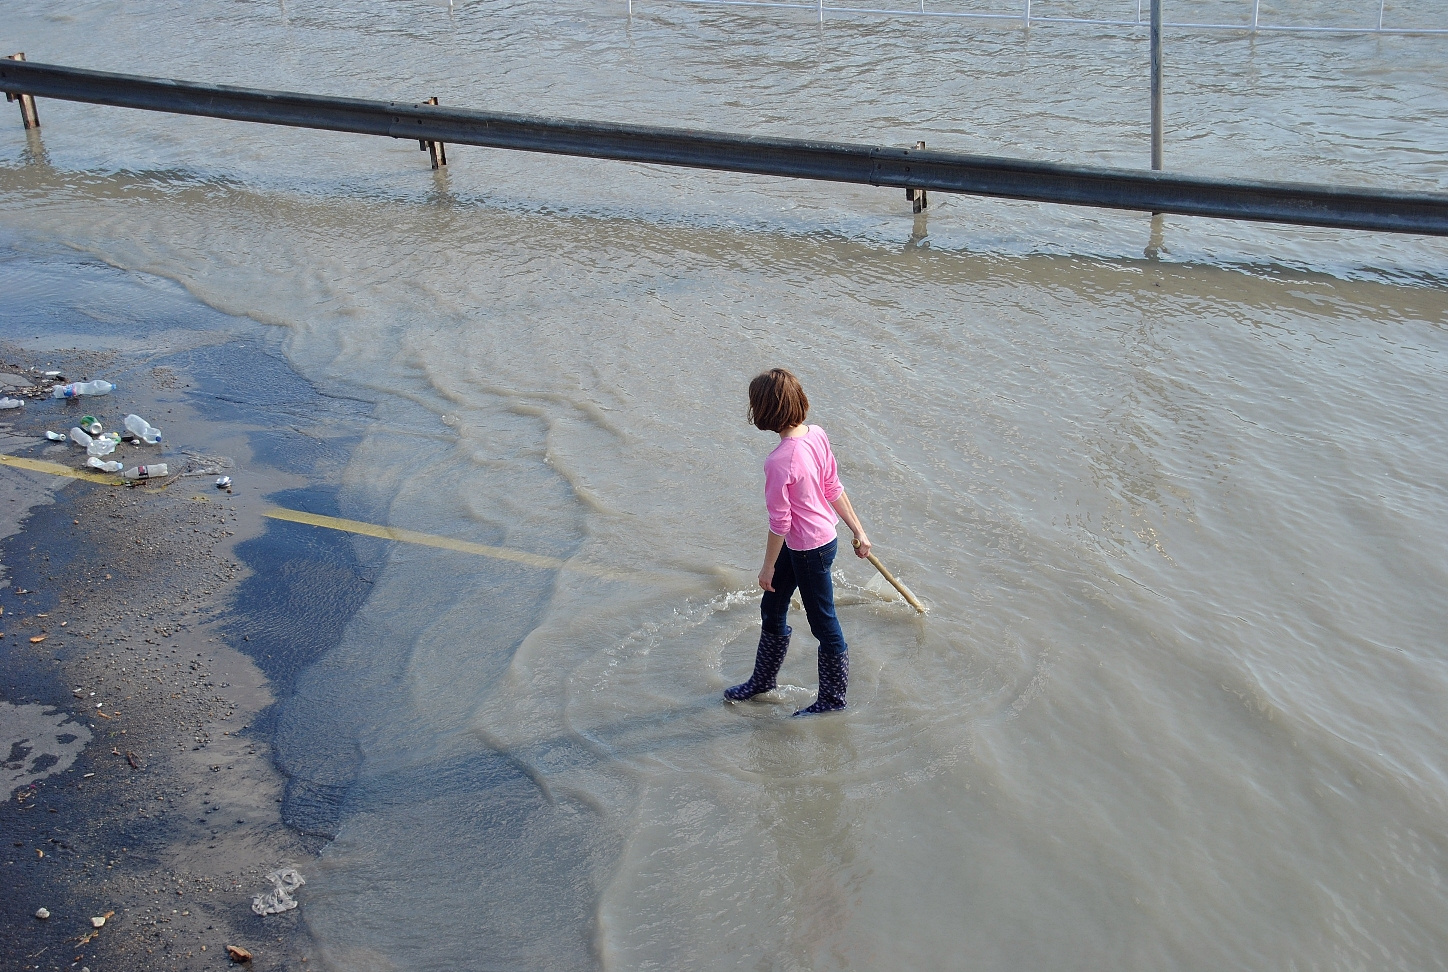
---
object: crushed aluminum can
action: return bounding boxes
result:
[215,476,232,489]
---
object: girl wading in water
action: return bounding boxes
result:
[726,368,871,716]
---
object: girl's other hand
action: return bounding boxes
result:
[852,535,871,559]
[758,564,776,592]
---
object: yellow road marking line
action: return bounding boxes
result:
[0,452,120,483]
[0,451,601,574]
[262,507,568,570]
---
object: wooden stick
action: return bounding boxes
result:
[853,538,926,613]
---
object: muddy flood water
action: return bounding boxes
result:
[4,0,1448,968]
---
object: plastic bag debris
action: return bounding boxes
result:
[252,867,305,915]
[0,397,23,409]
[88,433,120,457]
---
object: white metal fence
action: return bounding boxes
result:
[627,0,1448,34]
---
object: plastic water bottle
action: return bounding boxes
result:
[86,457,124,473]
[69,427,93,448]
[0,396,23,409]
[44,431,66,441]
[123,414,162,444]
[121,463,168,481]
[52,379,114,399]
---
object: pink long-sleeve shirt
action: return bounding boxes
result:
[764,425,844,552]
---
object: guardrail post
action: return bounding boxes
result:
[906,141,928,213]
[418,97,447,169]
[5,54,41,130]
[1150,0,1163,170]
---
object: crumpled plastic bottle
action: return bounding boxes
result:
[121,463,168,480]
[52,379,114,399]
[123,413,162,444]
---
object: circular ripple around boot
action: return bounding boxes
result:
[558,579,1043,797]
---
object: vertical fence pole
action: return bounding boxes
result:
[1150,0,1163,170]
[818,0,824,23]
[419,97,447,169]
[1251,0,1260,30]
[4,53,41,130]
[906,141,928,213]
[1377,0,1385,31]
[1024,0,1031,27]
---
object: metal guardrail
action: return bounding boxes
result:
[1,59,1446,236]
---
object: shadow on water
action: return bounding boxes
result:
[229,487,375,710]
[225,486,376,840]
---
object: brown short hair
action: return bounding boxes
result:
[748,368,809,433]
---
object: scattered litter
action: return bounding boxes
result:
[68,425,120,457]
[44,431,66,441]
[42,370,61,378]
[78,415,102,435]
[226,945,253,963]
[52,379,114,399]
[88,433,120,458]
[0,396,23,409]
[216,476,232,489]
[122,463,168,481]
[91,913,108,928]
[124,413,162,444]
[252,867,305,915]
[126,751,140,769]
[179,452,234,477]
[29,635,46,644]
[86,457,124,473]
[34,907,49,920]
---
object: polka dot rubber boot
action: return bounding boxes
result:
[725,627,791,702]
[793,650,848,716]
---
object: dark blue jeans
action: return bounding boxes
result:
[762,538,848,657]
